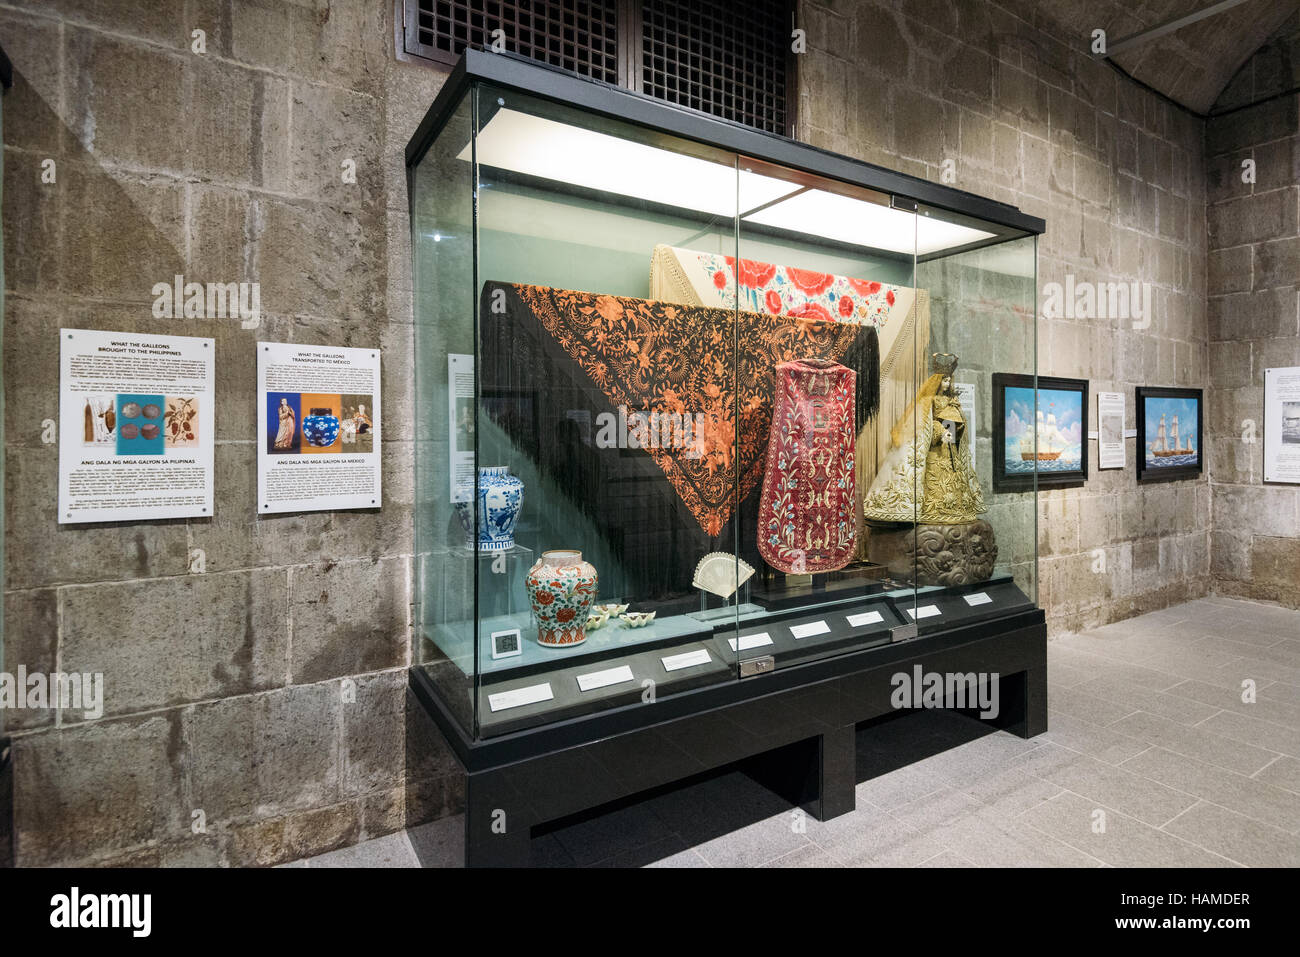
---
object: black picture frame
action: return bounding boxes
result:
[1136,387,1204,483]
[993,374,1090,492]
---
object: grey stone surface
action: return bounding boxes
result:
[5,0,1299,869]
[1205,22,1300,611]
[2,0,425,867]
[289,557,407,683]
[59,570,291,719]
[184,682,341,822]
[12,712,188,866]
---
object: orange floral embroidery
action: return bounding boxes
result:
[492,283,861,537]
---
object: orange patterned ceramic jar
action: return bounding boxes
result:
[525,550,598,648]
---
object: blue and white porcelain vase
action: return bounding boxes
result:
[456,466,524,552]
[302,408,340,447]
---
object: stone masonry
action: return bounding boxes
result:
[1206,19,1300,608]
[799,0,1214,633]
[1,0,458,866]
[0,0,1295,867]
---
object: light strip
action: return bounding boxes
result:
[744,189,995,255]
[462,108,797,217]
[463,108,996,256]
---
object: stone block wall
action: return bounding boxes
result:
[1,0,460,866]
[0,0,1292,868]
[1206,20,1300,608]
[799,0,1212,633]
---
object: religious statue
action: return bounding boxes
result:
[862,353,986,525]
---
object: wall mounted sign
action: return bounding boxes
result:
[1096,391,1126,470]
[1264,367,1300,484]
[58,329,215,524]
[257,342,382,513]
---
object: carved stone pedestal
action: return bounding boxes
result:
[866,519,998,587]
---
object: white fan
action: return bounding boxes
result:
[692,552,756,600]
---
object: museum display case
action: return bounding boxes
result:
[408,51,1046,865]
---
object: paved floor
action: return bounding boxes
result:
[291,596,1300,868]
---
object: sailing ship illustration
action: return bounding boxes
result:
[1020,406,1064,461]
[1150,412,1194,457]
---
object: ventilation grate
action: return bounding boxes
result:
[404,0,795,135]
[407,0,621,83]
[640,0,792,135]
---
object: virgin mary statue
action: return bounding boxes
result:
[862,353,985,525]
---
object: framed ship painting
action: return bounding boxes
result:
[993,374,1089,491]
[1136,387,1203,482]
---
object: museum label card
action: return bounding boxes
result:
[448,353,474,501]
[257,342,382,514]
[662,649,712,672]
[576,665,635,693]
[729,632,773,651]
[954,382,976,471]
[1096,391,1126,469]
[906,605,942,619]
[487,683,554,712]
[1264,367,1300,484]
[847,610,884,627]
[964,592,993,607]
[58,329,216,524]
[790,620,831,640]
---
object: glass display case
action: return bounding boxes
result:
[408,52,1044,750]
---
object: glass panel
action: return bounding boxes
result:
[412,91,478,736]
[913,211,1039,624]
[470,83,745,736]
[733,163,920,665]
[408,73,1042,741]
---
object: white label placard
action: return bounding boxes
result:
[728,632,773,651]
[1097,391,1126,469]
[964,592,993,607]
[906,605,942,619]
[954,382,976,471]
[575,665,635,693]
[1264,367,1300,484]
[847,610,885,627]
[59,329,216,524]
[258,342,382,514]
[487,682,554,712]
[790,620,831,640]
[662,649,712,672]
[448,353,474,501]
[1123,428,1137,438]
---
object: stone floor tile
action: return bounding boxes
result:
[1161,801,1300,867]
[1018,792,1236,868]
[1074,675,1221,726]
[1109,711,1280,775]
[1253,755,1300,794]
[1194,710,1300,760]
[1039,712,1150,764]
[1043,753,1200,826]
[1119,747,1300,832]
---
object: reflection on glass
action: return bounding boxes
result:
[410,81,1041,740]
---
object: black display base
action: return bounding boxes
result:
[0,736,12,869]
[408,606,1047,867]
